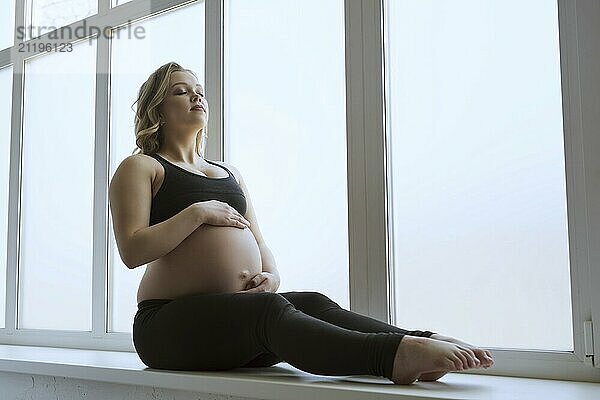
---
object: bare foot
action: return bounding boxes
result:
[429,334,495,368]
[417,335,494,382]
[418,370,448,382]
[391,336,482,385]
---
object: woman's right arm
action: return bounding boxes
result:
[130,200,251,269]
[109,155,250,269]
[108,155,203,269]
[124,205,203,269]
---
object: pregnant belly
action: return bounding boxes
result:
[137,224,263,301]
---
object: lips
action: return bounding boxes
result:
[191,105,205,111]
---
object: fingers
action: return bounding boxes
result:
[251,274,267,287]
[244,272,273,293]
[235,213,250,227]
[246,275,258,286]
[249,287,264,292]
[247,273,263,285]
[244,285,267,293]
[222,203,250,228]
[230,214,250,228]
[238,214,251,226]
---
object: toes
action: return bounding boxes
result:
[461,348,479,368]
[470,348,494,367]
[455,351,469,370]
[444,358,458,371]
[477,351,492,366]
[451,355,464,370]
[481,349,495,366]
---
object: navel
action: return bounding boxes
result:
[239,269,251,280]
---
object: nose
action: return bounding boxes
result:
[191,92,206,107]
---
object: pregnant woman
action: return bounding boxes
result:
[108,62,494,385]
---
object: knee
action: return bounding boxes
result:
[254,292,293,312]
[287,291,340,312]
[307,291,339,306]
[311,291,336,302]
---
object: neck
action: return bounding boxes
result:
[158,126,204,164]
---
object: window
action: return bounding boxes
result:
[112,0,132,7]
[1,0,598,382]
[224,0,349,307]
[0,0,206,348]
[108,1,204,333]
[20,40,97,330]
[0,65,13,329]
[380,0,598,379]
[25,0,97,41]
[386,0,572,352]
[0,0,15,50]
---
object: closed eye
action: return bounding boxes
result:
[177,91,204,97]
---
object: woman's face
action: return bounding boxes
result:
[158,70,208,130]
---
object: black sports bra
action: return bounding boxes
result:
[147,153,247,226]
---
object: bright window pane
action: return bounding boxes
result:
[0,0,15,50]
[387,0,572,351]
[27,0,96,40]
[0,65,13,329]
[19,39,97,330]
[109,2,205,333]
[226,0,348,306]
[112,0,133,7]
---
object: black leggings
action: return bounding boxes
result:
[133,291,435,381]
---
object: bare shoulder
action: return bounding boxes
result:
[116,153,158,179]
[116,153,154,168]
[129,152,159,165]
[108,153,160,269]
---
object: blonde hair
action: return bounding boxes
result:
[130,62,207,156]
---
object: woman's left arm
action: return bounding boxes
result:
[258,244,280,290]
[222,161,281,291]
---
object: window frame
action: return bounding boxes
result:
[0,0,203,350]
[378,0,597,381]
[0,0,598,383]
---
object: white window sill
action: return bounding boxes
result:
[1,344,600,400]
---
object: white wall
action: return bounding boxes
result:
[0,371,257,400]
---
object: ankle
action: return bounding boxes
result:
[399,335,429,347]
